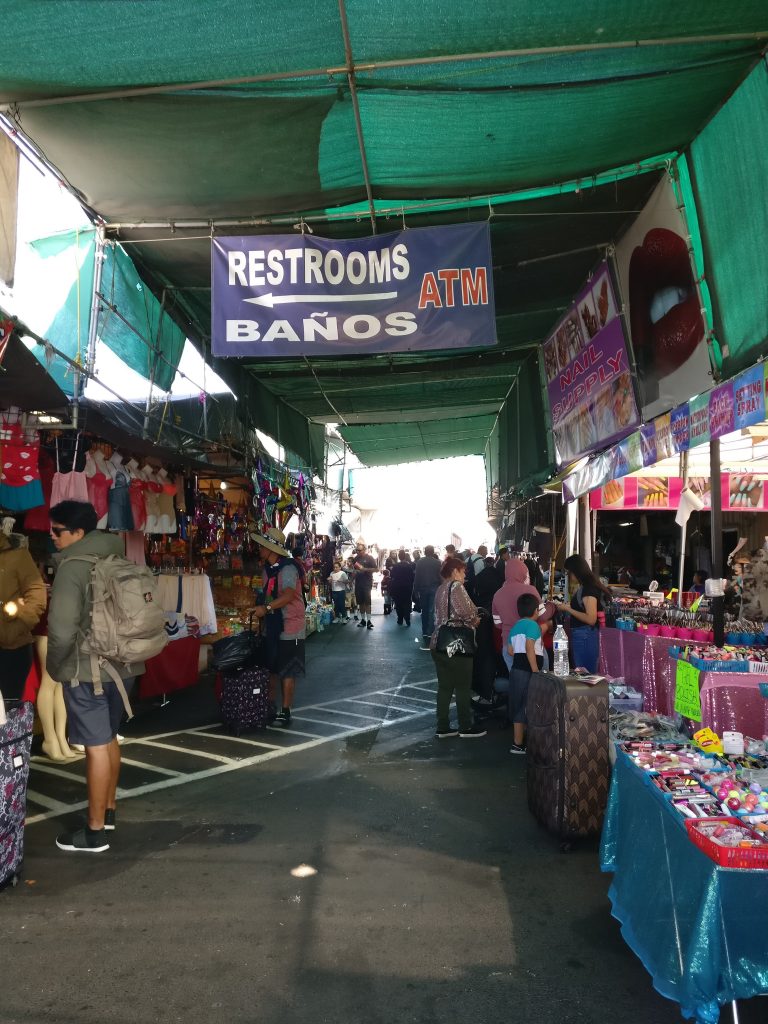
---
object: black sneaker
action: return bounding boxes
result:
[274,708,292,726]
[509,743,526,755]
[435,727,459,738]
[358,620,366,627]
[366,621,374,629]
[459,726,487,738]
[55,827,110,853]
[104,808,116,832]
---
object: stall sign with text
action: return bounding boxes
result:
[211,223,496,357]
[542,262,639,464]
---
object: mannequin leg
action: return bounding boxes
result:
[35,636,79,761]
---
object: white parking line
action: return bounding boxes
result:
[26,791,73,814]
[119,756,183,778]
[137,739,237,764]
[189,731,282,750]
[29,760,87,784]
[25,707,433,826]
[311,707,384,721]
[349,699,413,713]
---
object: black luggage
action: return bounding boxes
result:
[220,666,271,735]
[526,673,609,848]
[0,699,34,891]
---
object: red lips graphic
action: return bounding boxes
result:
[628,227,705,379]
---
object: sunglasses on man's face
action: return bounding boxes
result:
[50,526,70,537]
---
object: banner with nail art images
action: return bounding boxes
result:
[614,176,713,421]
[590,474,767,511]
[564,362,768,502]
[543,260,639,463]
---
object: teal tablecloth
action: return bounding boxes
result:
[600,750,768,1023]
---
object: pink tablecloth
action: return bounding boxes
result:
[599,628,675,715]
[697,668,768,738]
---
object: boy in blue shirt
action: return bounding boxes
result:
[506,592,547,754]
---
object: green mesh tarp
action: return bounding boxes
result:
[29,228,96,395]
[340,414,496,466]
[98,241,184,392]
[689,60,768,378]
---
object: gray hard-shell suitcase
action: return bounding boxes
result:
[0,700,34,891]
[526,673,609,847]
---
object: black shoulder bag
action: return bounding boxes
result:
[435,582,476,657]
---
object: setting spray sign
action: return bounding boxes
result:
[211,223,496,357]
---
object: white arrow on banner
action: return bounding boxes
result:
[243,291,398,309]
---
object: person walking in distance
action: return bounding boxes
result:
[329,559,349,622]
[389,549,416,625]
[413,544,442,649]
[47,501,139,853]
[251,528,306,726]
[353,541,377,629]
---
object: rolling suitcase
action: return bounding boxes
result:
[526,673,609,849]
[220,666,271,735]
[0,698,34,891]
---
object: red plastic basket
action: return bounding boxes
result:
[685,817,768,869]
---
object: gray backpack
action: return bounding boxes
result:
[66,554,168,718]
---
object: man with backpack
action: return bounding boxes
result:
[251,528,306,726]
[47,500,166,853]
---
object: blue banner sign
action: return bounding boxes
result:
[211,223,496,357]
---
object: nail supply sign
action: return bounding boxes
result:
[211,223,496,356]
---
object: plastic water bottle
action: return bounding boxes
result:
[553,624,569,677]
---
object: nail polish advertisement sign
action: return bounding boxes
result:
[614,176,713,421]
[674,659,702,722]
[590,474,766,511]
[210,223,496,356]
[543,261,639,463]
[734,364,765,429]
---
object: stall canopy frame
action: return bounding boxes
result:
[2,2,767,473]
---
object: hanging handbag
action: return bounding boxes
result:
[435,582,476,657]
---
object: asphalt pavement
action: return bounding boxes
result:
[4,603,763,1023]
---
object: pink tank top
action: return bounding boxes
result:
[50,435,90,506]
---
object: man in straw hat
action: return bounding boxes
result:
[251,527,306,726]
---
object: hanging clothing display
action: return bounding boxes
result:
[129,478,147,531]
[156,574,217,635]
[123,530,147,566]
[50,435,89,507]
[85,453,111,529]
[0,416,44,512]
[107,463,135,531]
[23,448,55,530]
[143,479,163,533]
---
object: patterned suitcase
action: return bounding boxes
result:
[220,666,271,735]
[526,673,609,846]
[0,700,34,891]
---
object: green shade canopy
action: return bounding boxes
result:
[3,2,766,474]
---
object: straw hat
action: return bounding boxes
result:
[250,526,290,557]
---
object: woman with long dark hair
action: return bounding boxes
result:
[554,554,611,673]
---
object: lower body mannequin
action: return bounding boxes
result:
[35,636,80,761]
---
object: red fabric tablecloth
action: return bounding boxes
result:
[694,664,768,738]
[138,636,201,699]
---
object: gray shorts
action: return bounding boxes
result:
[61,678,133,746]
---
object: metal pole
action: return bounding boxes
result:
[72,228,103,429]
[6,32,767,109]
[677,450,689,607]
[710,438,725,646]
[338,0,377,234]
[143,288,166,439]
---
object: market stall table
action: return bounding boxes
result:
[600,627,676,714]
[601,748,768,1024]
[687,665,768,739]
[138,636,202,700]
